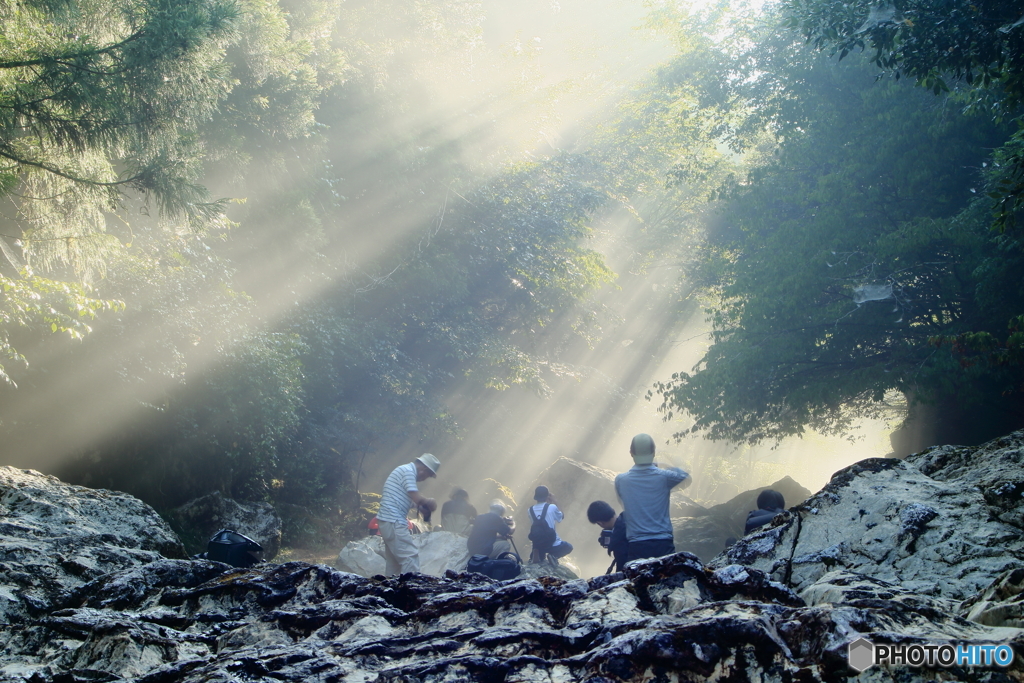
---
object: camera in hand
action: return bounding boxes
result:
[598,528,613,549]
[418,502,433,524]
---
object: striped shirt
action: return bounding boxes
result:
[378,463,418,523]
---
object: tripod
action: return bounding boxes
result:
[508,535,523,563]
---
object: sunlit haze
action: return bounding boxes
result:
[2,0,902,578]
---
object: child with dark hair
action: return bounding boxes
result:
[744,489,786,535]
[587,501,629,572]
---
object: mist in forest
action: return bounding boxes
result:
[4,0,1020,578]
[2,0,679,476]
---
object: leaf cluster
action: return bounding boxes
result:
[653,18,1023,445]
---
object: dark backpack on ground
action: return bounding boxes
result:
[467,552,522,580]
[528,502,556,550]
[204,528,264,567]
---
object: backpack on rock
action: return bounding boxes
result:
[467,552,522,580]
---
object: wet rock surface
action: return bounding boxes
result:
[5,432,1024,681]
[4,553,1021,682]
[0,467,186,625]
[714,432,1024,606]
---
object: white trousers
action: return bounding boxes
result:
[378,520,419,575]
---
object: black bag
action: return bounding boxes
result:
[467,552,522,580]
[205,528,264,568]
[528,502,556,549]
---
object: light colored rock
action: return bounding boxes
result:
[0,466,186,623]
[961,567,1024,627]
[1,544,1021,683]
[519,559,581,581]
[564,581,646,628]
[335,535,387,576]
[714,441,1024,601]
[166,490,282,559]
[419,530,472,575]
[336,530,471,577]
[910,431,1024,530]
[665,580,703,613]
[799,569,959,613]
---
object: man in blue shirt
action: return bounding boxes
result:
[614,433,690,562]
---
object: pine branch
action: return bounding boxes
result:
[0,33,145,70]
[0,146,142,188]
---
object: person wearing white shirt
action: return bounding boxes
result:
[528,485,573,564]
[377,453,440,575]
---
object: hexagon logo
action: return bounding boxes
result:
[848,637,875,672]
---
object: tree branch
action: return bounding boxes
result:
[0,146,142,188]
[0,32,145,70]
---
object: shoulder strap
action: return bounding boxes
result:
[540,502,551,521]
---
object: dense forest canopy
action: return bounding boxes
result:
[1,0,1022,549]
[652,1,1024,450]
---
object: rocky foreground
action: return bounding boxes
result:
[3,433,1024,681]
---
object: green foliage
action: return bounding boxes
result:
[0,0,659,554]
[781,0,1024,108]
[654,35,1021,444]
[349,153,615,398]
[0,0,242,395]
[0,271,122,385]
[780,0,1024,230]
[0,0,238,232]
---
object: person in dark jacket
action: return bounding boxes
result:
[441,487,477,536]
[587,500,629,573]
[744,489,785,535]
[467,501,515,558]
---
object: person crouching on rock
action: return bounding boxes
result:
[614,433,690,562]
[441,487,477,536]
[378,453,440,575]
[744,489,785,535]
[528,485,573,565]
[587,500,629,573]
[467,501,515,558]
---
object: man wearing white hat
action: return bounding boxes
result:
[614,434,690,563]
[377,453,440,575]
